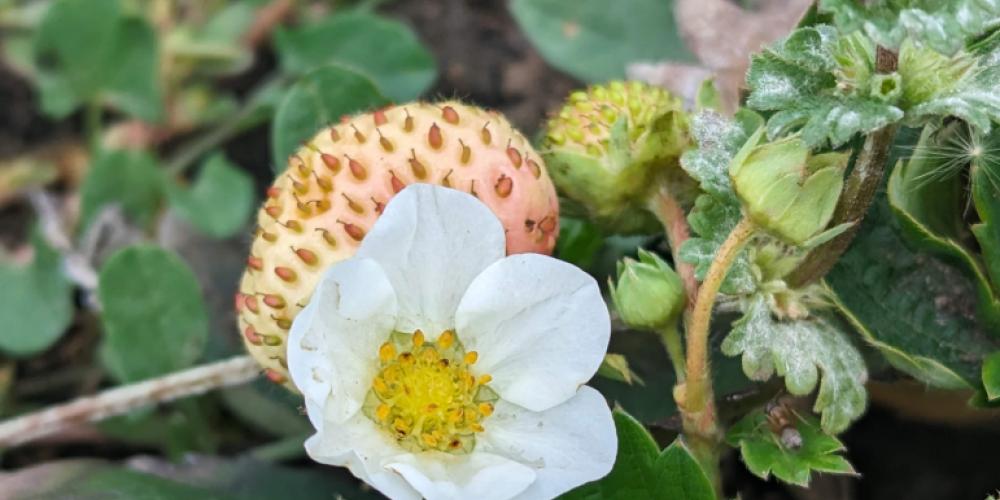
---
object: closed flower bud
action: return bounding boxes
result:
[543,81,690,234]
[729,129,849,245]
[609,250,685,330]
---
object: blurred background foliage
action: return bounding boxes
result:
[0,1,998,499]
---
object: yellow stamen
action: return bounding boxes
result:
[464,351,479,365]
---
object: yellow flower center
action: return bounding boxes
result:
[363,329,497,454]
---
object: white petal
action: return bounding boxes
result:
[287,257,397,425]
[480,387,617,500]
[357,184,506,335]
[455,254,611,411]
[386,451,535,500]
[305,413,419,500]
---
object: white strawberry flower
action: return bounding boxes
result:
[287,184,616,500]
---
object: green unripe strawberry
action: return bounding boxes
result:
[543,81,690,233]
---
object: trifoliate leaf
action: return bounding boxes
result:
[80,149,165,232]
[0,229,74,356]
[819,0,1000,56]
[721,295,867,434]
[98,246,209,382]
[726,409,856,487]
[828,201,1000,390]
[745,26,903,147]
[271,64,388,169]
[563,410,716,500]
[510,0,696,84]
[166,154,254,239]
[34,0,163,121]
[274,11,436,102]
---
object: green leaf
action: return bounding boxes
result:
[827,201,1000,389]
[0,229,74,356]
[166,154,254,238]
[80,149,164,231]
[984,351,1000,401]
[274,11,435,102]
[510,0,695,83]
[562,410,716,500]
[678,110,761,295]
[556,217,605,271]
[887,130,1000,331]
[679,196,755,295]
[221,379,313,437]
[972,154,1000,294]
[98,246,209,382]
[34,0,162,120]
[726,410,855,487]
[745,27,903,147]
[722,295,868,434]
[270,64,388,170]
[102,18,164,122]
[818,0,1000,56]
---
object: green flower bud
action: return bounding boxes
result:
[543,81,690,234]
[729,128,849,245]
[609,249,685,331]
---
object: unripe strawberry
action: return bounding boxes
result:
[238,102,559,389]
[543,81,689,233]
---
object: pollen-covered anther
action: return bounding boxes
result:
[363,330,496,454]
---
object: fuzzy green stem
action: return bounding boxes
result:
[164,72,286,175]
[785,46,899,287]
[648,188,699,314]
[680,216,756,492]
[658,323,686,383]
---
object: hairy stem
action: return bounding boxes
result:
[658,323,687,383]
[648,187,700,314]
[785,46,899,287]
[680,216,756,488]
[164,73,286,176]
[0,355,259,448]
